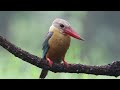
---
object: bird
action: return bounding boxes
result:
[40,18,84,79]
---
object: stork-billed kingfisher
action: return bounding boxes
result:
[40,18,84,79]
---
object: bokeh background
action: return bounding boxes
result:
[0,11,120,79]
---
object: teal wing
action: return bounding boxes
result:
[42,32,53,59]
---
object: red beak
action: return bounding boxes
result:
[64,27,84,41]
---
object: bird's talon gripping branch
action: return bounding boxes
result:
[63,60,69,68]
[46,57,53,67]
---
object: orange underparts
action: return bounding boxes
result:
[46,56,69,68]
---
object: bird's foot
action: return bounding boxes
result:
[63,60,69,68]
[46,57,53,67]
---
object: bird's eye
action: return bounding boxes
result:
[60,24,64,28]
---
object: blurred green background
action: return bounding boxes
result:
[0,11,120,79]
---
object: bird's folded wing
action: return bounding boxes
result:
[42,32,53,59]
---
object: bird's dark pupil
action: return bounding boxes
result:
[60,24,64,28]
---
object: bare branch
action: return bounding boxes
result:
[0,36,120,77]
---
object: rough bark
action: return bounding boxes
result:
[0,36,120,77]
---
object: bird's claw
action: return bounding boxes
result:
[63,60,69,68]
[46,57,53,67]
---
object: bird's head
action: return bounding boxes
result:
[52,18,84,41]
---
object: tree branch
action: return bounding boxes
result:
[0,35,120,77]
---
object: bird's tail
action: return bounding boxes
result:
[39,69,48,79]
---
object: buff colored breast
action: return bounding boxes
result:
[46,26,71,63]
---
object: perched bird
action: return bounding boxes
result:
[40,18,84,79]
